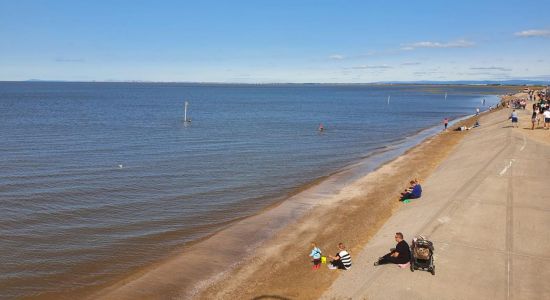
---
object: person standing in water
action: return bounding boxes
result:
[443,118,449,131]
[318,123,324,132]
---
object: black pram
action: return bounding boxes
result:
[410,236,435,275]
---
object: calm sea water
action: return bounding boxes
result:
[0,82,508,298]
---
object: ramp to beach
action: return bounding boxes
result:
[322,107,550,299]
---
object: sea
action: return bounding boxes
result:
[0,82,510,299]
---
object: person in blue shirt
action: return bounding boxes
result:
[400,180,422,201]
[309,242,322,270]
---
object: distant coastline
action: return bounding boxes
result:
[1,79,548,86]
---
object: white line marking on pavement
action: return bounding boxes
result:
[499,159,516,176]
[507,259,511,299]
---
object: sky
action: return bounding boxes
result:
[1,0,549,83]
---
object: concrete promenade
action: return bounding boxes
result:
[322,107,550,300]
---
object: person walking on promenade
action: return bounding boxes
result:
[544,109,550,130]
[443,118,449,131]
[510,110,519,128]
[532,110,538,130]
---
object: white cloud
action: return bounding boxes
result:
[401,62,421,66]
[349,65,393,69]
[470,66,512,72]
[401,39,475,50]
[329,54,345,60]
[514,29,550,38]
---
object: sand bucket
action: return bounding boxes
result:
[321,256,327,264]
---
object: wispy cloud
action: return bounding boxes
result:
[514,29,550,38]
[470,66,512,72]
[329,54,345,60]
[349,65,393,69]
[401,39,475,50]
[401,62,421,66]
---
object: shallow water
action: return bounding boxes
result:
[0,82,508,298]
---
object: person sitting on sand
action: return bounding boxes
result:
[309,242,322,270]
[400,180,416,197]
[400,180,422,201]
[328,243,351,270]
[374,232,411,266]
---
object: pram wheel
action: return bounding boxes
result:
[430,266,435,275]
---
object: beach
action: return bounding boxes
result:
[321,91,550,299]
[86,96,513,299]
[196,109,484,299]
[3,83,514,299]
[198,90,549,300]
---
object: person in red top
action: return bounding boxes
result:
[443,118,449,131]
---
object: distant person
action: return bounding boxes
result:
[309,242,322,270]
[443,118,449,131]
[532,111,538,130]
[328,243,352,270]
[318,123,324,132]
[476,108,480,115]
[509,110,518,128]
[544,109,550,129]
[374,232,411,266]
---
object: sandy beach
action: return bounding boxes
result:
[82,106,479,300]
[320,91,550,299]
[85,88,549,300]
[195,112,484,299]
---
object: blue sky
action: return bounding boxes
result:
[1,0,549,83]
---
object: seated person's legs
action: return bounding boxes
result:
[330,259,346,270]
[375,253,401,265]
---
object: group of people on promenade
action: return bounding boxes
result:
[509,91,550,130]
[531,101,550,130]
[309,232,413,271]
[309,178,422,271]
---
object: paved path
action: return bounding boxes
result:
[322,108,550,300]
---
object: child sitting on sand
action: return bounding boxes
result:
[309,242,322,270]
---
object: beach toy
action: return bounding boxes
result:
[403,199,411,204]
[321,256,327,264]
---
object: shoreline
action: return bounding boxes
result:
[321,91,548,299]
[196,108,494,299]
[79,96,506,299]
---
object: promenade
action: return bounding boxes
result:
[323,107,550,300]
